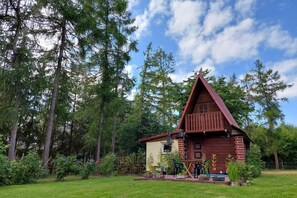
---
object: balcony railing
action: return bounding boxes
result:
[185,111,224,132]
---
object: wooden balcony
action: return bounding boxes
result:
[185,111,224,132]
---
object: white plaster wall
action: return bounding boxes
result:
[145,139,179,171]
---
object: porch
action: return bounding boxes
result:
[185,111,225,132]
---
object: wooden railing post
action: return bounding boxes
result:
[185,111,224,132]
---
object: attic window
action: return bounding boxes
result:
[199,104,208,113]
[162,143,172,153]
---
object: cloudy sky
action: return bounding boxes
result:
[127,0,297,126]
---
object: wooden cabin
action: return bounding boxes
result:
[139,75,251,174]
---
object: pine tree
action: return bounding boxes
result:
[246,60,292,169]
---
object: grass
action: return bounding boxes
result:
[0,170,297,198]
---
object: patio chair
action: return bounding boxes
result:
[173,159,184,175]
[193,163,201,178]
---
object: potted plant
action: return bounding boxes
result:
[227,161,239,186]
[198,160,210,180]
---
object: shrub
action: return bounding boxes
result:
[98,154,118,176]
[53,154,81,181]
[81,160,96,179]
[0,154,10,185]
[162,151,180,174]
[227,161,239,182]
[10,151,47,184]
[246,144,264,177]
[238,162,253,184]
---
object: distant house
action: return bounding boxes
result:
[138,74,251,173]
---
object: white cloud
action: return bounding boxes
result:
[235,0,256,18]
[124,64,134,79]
[134,0,169,39]
[265,25,297,55]
[128,0,139,11]
[211,18,265,63]
[167,0,205,36]
[127,88,137,101]
[166,0,297,76]
[202,1,233,36]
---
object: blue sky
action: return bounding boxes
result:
[126,0,297,126]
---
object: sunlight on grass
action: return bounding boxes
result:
[0,171,296,198]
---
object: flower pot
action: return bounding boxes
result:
[231,181,239,186]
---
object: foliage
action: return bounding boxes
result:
[10,152,47,184]
[53,155,81,181]
[161,151,180,174]
[237,163,253,184]
[211,75,253,127]
[118,151,145,174]
[244,60,292,169]
[0,154,10,185]
[227,161,240,182]
[277,124,297,162]
[98,153,118,176]
[81,160,96,179]
[203,160,210,175]
[0,150,46,185]
[246,144,264,177]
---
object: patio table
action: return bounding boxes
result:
[180,159,202,178]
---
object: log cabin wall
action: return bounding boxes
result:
[203,134,236,174]
[193,87,219,113]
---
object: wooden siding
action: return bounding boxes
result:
[185,112,224,132]
[204,135,236,174]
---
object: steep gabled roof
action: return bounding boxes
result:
[177,74,239,131]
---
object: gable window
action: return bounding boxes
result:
[199,104,208,113]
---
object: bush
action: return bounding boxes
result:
[53,154,81,181]
[0,154,10,185]
[98,154,118,176]
[246,144,264,177]
[0,151,46,185]
[81,160,96,179]
[162,151,180,174]
[227,161,239,182]
[238,162,253,184]
[10,152,47,184]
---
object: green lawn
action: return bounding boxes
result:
[0,170,297,198]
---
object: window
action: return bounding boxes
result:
[199,104,208,113]
[162,143,172,153]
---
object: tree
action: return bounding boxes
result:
[40,0,82,167]
[211,75,253,127]
[78,0,136,161]
[245,60,292,169]
[0,0,42,160]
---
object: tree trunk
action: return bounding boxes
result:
[43,18,66,168]
[8,97,20,160]
[8,0,22,160]
[69,93,77,155]
[274,151,280,169]
[96,109,104,162]
[111,113,118,154]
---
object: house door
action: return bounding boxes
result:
[188,139,203,161]
[192,141,203,160]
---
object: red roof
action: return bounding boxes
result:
[138,131,181,143]
[177,74,239,130]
